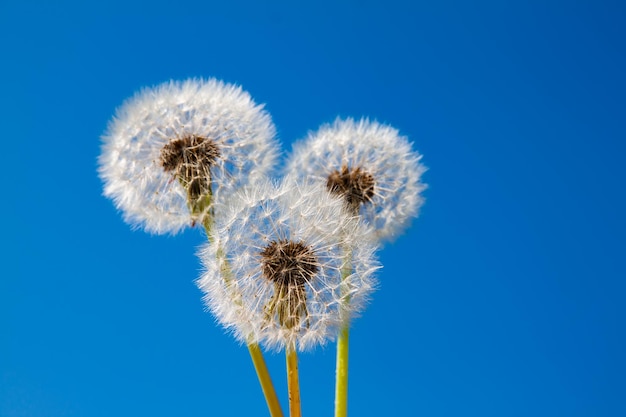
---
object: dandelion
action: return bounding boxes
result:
[285,117,427,242]
[285,118,426,417]
[197,178,379,351]
[98,78,283,416]
[198,178,378,417]
[98,78,278,235]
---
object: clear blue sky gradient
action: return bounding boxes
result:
[2,1,625,416]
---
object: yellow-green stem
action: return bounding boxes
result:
[202,208,283,417]
[334,325,349,417]
[334,250,353,417]
[286,345,302,417]
[249,342,285,417]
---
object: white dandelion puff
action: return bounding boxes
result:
[98,78,279,234]
[197,178,379,351]
[285,118,427,242]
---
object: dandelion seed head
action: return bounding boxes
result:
[98,78,278,234]
[286,118,427,242]
[160,134,221,175]
[260,239,319,288]
[260,239,319,330]
[326,164,376,213]
[197,178,380,351]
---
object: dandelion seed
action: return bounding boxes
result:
[285,118,427,242]
[98,78,278,234]
[197,178,379,351]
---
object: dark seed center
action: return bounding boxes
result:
[160,135,221,175]
[261,239,318,329]
[159,135,221,226]
[260,239,319,287]
[326,164,375,211]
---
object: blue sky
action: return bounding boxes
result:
[2,1,625,416]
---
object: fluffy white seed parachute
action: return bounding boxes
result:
[98,78,278,234]
[285,118,427,242]
[197,178,380,351]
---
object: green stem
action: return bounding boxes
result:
[334,325,349,417]
[334,250,353,417]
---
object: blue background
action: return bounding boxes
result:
[2,1,625,416]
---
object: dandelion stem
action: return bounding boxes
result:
[286,344,302,417]
[248,342,285,417]
[334,325,349,417]
[334,251,353,417]
[204,213,284,417]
